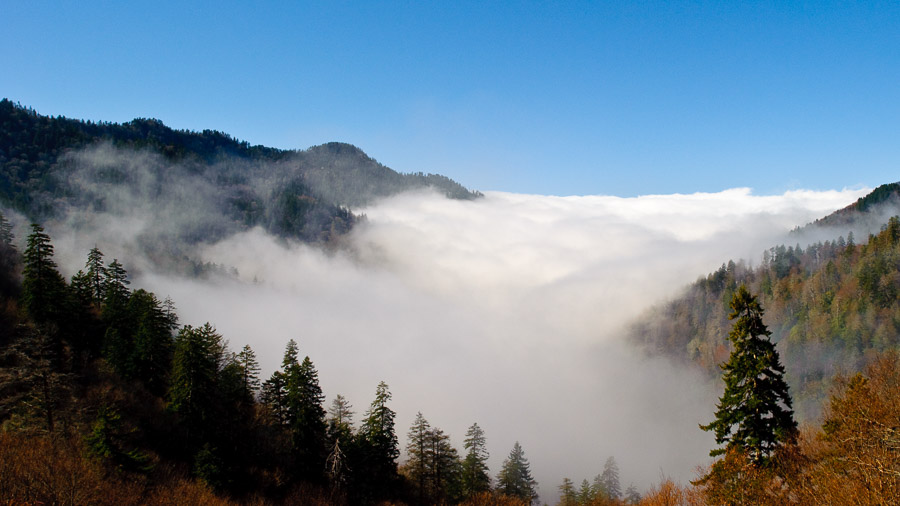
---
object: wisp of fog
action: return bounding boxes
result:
[46,185,867,498]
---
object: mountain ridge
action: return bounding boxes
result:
[0,99,481,243]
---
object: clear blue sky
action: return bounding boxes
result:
[3,1,898,196]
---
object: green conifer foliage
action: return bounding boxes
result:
[701,285,798,464]
[22,224,66,325]
[461,422,491,497]
[496,441,538,504]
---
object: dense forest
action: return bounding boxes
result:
[0,99,480,252]
[5,208,900,505]
[3,100,900,504]
[630,184,900,420]
[0,215,558,505]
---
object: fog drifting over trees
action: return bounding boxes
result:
[38,185,867,497]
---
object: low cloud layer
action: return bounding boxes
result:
[47,185,867,499]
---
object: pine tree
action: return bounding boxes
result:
[235,345,260,398]
[558,478,576,505]
[291,355,327,481]
[167,323,226,444]
[427,426,461,503]
[461,422,491,497]
[357,381,399,501]
[22,224,67,325]
[407,412,432,501]
[599,456,621,499]
[326,394,354,494]
[624,484,642,504]
[85,246,106,307]
[327,394,354,435]
[577,479,594,504]
[496,441,538,504]
[700,285,798,464]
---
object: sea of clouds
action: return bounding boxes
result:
[42,184,868,498]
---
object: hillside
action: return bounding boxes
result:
[0,99,480,247]
[629,187,900,420]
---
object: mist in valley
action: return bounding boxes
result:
[34,175,868,499]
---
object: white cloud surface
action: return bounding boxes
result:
[49,185,868,501]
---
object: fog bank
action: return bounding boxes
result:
[48,186,867,499]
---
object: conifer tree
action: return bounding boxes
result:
[22,224,67,325]
[326,394,355,493]
[167,323,226,444]
[407,412,432,501]
[558,478,576,505]
[85,246,106,307]
[578,479,594,504]
[357,381,399,501]
[496,441,538,504]
[427,427,461,503]
[461,422,491,497]
[599,456,621,499]
[235,344,260,398]
[291,355,327,481]
[327,394,354,435]
[700,285,797,464]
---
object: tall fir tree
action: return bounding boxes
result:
[700,285,798,464]
[291,355,327,482]
[496,441,538,504]
[406,412,432,501]
[167,323,226,445]
[22,224,67,325]
[461,422,491,497]
[357,381,399,502]
[558,478,577,506]
[85,246,106,307]
[599,456,621,500]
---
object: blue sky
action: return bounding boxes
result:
[3,1,898,196]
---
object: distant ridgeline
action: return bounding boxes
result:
[629,183,900,421]
[0,98,481,243]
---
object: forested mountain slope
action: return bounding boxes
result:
[0,99,480,246]
[630,186,900,419]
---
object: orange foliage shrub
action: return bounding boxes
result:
[460,491,530,506]
[0,432,142,505]
[638,478,702,506]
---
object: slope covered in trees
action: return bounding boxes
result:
[630,186,900,419]
[0,216,565,505]
[0,99,481,249]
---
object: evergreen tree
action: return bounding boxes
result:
[127,289,175,393]
[496,441,538,504]
[700,285,798,464]
[406,412,432,501]
[291,355,327,481]
[261,369,287,425]
[326,394,354,494]
[235,344,260,398]
[624,484,642,504]
[599,456,621,499]
[427,426,461,503]
[167,323,226,444]
[357,381,399,501]
[103,259,130,313]
[558,478,576,505]
[85,246,106,307]
[461,422,491,497]
[0,211,19,300]
[22,224,67,325]
[577,479,594,504]
[327,394,354,435]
